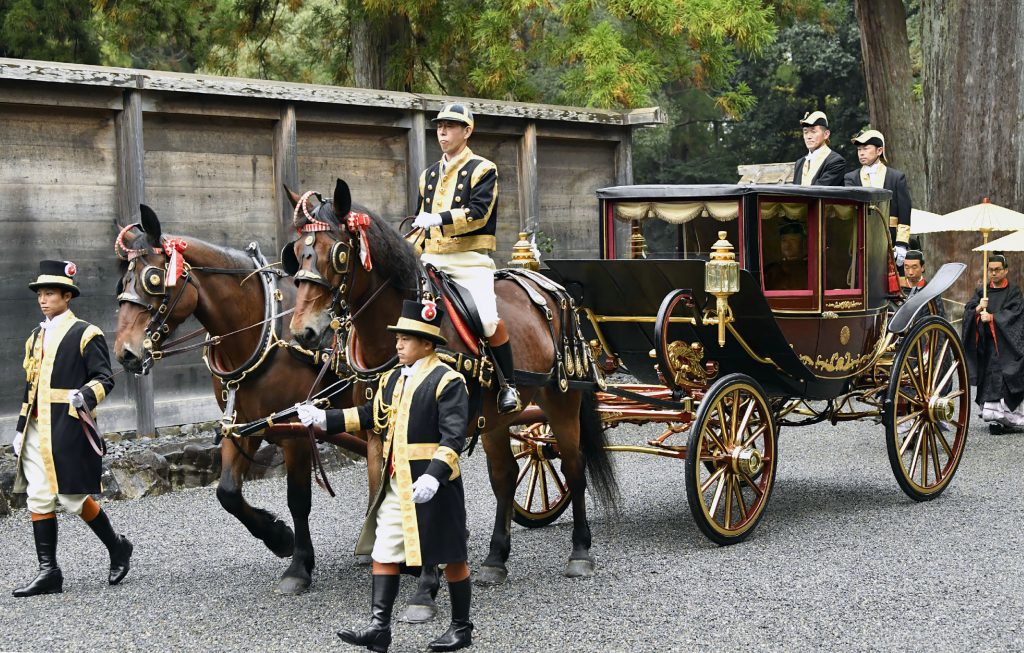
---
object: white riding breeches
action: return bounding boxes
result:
[421,250,500,338]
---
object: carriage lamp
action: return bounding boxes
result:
[508,232,541,271]
[703,231,739,347]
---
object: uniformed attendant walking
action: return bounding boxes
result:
[844,129,913,268]
[299,299,473,652]
[408,102,521,414]
[11,260,130,597]
[793,111,846,186]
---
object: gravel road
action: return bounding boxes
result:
[1,411,1022,652]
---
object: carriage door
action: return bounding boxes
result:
[758,197,819,362]
[814,201,876,377]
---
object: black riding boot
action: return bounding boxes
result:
[338,574,400,652]
[428,578,473,651]
[490,342,522,414]
[12,518,63,597]
[85,509,133,585]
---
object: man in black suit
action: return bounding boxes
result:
[843,129,912,267]
[793,111,846,186]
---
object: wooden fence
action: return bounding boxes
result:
[0,58,661,439]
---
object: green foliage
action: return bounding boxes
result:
[634,0,870,185]
[0,0,100,63]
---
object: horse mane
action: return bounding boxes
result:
[359,205,421,295]
[124,227,254,271]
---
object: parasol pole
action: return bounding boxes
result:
[981,228,991,300]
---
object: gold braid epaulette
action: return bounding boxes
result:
[371,369,399,434]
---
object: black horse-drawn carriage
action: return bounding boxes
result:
[512,183,968,544]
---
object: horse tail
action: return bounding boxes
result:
[579,389,619,510]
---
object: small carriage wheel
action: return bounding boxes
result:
[511,424,572,528]
[884,316,969,501]
[685,373,777,546]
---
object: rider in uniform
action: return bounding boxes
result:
[793,111,846,186]
[844,129,913,269]
[299,299,474,652]
[410,102,521,414]
[11,260,130,597]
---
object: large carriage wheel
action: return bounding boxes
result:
[884,316,969,500]
[685,373,777,545]
[512,424,572,528]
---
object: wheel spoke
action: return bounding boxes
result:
[735,399,756,443]
[897,390,924,407]
[729,391,741,446]
[733,476,748,521]
[929,337,950,392]
[935,361,961,395]
[702,415,729,454]
[933,424,954,459]
[738,469,765,498]
[896,409,924,426]
[708,474,726,518]
[908,422,925,479]
[919,423,930,486]
[929,425,944,484]
[900,419,923,456]
[724,476,734,529]
[538,459,550,510]
[701,464,727,493]
[902,359,927,400]
[524,463,539,512]
[741,423,768,449]
[543,459,567,496]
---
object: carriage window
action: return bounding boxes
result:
[612,200,741,260]
[823,202,861,293]
[760,201,810,292]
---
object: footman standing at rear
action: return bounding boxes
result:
[299,299,473,652]
[11,260,130,597]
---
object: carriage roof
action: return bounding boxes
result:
[596,184,893,203]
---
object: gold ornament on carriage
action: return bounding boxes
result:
[702,231,740,347]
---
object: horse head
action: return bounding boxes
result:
[113,204,199,374]
[286,178,367,350]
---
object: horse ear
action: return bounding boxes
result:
[139,204,162,242]
[333,179,352,218]
[284,185,301,208]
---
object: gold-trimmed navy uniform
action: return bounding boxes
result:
[416,146,498,255]
[844,163,912,247]
[326,354,469,567]
[14,312,114,496]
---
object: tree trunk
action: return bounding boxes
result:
[921,0,1024,303]
[853,0,926,208]
[349,5,412,91]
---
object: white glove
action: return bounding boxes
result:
[412,212,443,229]
[411,474,440,504]
[12,431,24,454]
[893,245,907,267]
[68,390,85,409]
[296,403,326,430]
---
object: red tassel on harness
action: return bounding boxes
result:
[162,238,188,287]
[346,211,373,271]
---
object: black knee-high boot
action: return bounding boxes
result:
[85,510,133,585]
[12,518,63,597]
[489,341,522,414]
[428,578,473,651]
[338,574,400,652]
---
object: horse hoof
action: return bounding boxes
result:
[354,554,373,567]
[474,565,508,586]
[266,521,295,558]
[274,574,311,596]
[398,603,437,623]
[564,558,595,578]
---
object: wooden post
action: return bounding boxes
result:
[273,103,299,248]
[612,129,634,258]
[518,122,540,234]
[407,110,427,216]
[114,88,155,438]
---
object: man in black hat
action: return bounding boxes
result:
[298,299,473,652]
[763,221,809,291]
[11,260,129,597]
[844,129,913,268]
[793,111,846,186]
[962,255,1024,427]
[409,101,521,414]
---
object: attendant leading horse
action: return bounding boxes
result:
[286,179,618,583]
[113,205,354,595]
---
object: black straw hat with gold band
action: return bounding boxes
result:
[432,102,474,129]
[799,110,829,128]
[387,299,447,346]
[29,259,80,297]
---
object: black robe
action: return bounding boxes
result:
[962,283,1024,409]
[14,312,114,495]
[327,354,469,566]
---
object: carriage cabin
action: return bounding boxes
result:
[546,184,896,399]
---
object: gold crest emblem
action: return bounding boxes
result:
[840,326,850,345]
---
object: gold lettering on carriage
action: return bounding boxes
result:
[798,351,873,373]
[825,300,861,310]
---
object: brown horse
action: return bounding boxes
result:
[286,179,618,583]
[113,205,351,595]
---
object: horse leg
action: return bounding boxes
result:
[275,439,314,595]
[398,564,440,623]
[542,390,596,578]
[475,426,516,586]
[216,436,295,559]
